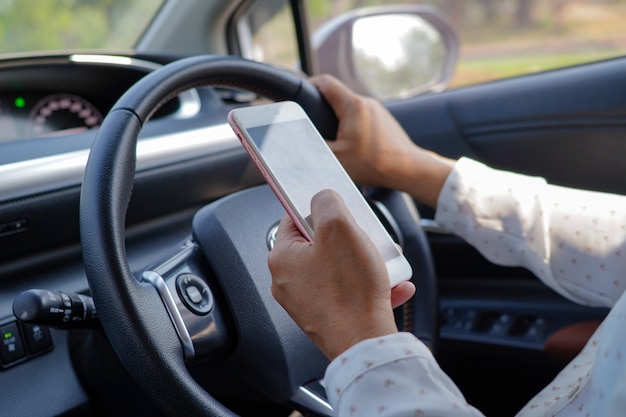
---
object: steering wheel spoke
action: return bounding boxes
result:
[290,382,334,416]
[141,240,233,362]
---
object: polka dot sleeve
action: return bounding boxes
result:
[324,332,485,416]
[435,157,626,308]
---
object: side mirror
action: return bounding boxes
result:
[312,5,458,101]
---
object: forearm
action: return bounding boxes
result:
[435,157,626,307]
[388,147,455,208]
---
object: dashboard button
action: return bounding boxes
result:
[0,322,26,365]
[185,286,203,304]
[176,274,214,316]
[21,323,53,355]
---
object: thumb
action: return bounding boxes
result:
[391,281,416,309]
[273,214,308,248]
[310,74,358,121]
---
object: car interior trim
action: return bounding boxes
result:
[172,88,202,119]
[69,54,163,71]
[142,269,196,360]
[0,123,241,202]
[69,54,203,120]
[290,385,333,417]
[419,218,450,234]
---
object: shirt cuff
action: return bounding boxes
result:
[434,156,487,233]
[323,332,433,407]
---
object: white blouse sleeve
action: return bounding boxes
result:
[324,332,485,417]
[434,157,626,308]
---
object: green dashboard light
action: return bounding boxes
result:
[4,331,12,339]
[14,97,25,108]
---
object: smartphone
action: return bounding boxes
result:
[228,100,412,287]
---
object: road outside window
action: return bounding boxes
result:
[307,0,626,88]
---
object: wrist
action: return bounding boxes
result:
[321,320,399,361]
[389,149,455,208]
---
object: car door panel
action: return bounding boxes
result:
[389,56,626,193]
[385,57,623,415]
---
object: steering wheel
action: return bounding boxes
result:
[79,55,438,417]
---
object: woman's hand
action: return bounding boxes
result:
[268,189,411,360]
[311,74,455,208]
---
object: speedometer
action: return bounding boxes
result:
[27,93,103,137]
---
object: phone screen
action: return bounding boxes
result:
[245,119,400,263]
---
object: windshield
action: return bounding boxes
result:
[0,0,165,55]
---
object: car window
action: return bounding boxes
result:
[0,0,165,54]
[306,0,626,89]
[236,0,300,72]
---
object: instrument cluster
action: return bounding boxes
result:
[0,54,191,146]
[0,92,104,142]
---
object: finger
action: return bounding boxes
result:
[268,215,309,276]
[309,74,359,120]
[390,281,416,309]
[274,214,308,246]
[324,133,349,154]
[309,189,355,231]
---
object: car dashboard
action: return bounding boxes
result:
[0,54,202,160]
[0,52,266,416]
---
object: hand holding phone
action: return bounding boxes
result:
[228,101,412,287]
